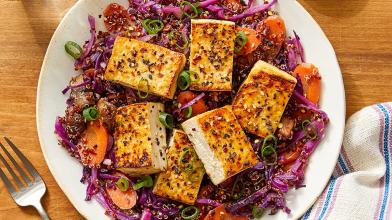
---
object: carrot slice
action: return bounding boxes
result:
[204,205,248,220]
[236,27,262,56]
[106,173,137,210]
[256,15,286,60]
[293,63,321,104]
[79,120,108,166]
[178,91,208,116]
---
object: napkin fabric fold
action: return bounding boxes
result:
[301,103,392,220]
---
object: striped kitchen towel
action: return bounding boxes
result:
[301,103,392,220]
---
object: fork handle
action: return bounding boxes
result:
[33,202,51,220]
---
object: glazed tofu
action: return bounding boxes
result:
[232,60,297,138]
[153,129,205,205]
[189,19,236,91]
[182,106,259,185]
[114,102,167,176]
[104,37,186,99]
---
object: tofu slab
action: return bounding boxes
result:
[189,19,236,91]
[182,106,258,185]
[232,60,297,137]
[153,129,205,205]
[104,37,186,99]
[114,102,167,176]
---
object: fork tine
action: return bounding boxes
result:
[3,137,41,181]
[0,141,32,185]
[0,150,24,189]
[0,165,17,197]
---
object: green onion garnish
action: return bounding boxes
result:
[234,31,248,53]
[177,70,191,90]
[231,177,243,199]
[180,1,200,18]
[169,31,189,49]
[252,205,265,218]
[137,78,149,99]
[262,135,277,149]
[132,175,153,190]
[116,177,129,192]
[159,112,174,129]
[184,106,193,118]
[64,41,83,59]
[83,106,99,121]
[302,120,318,140]
[181,206,200,220]
[142,19,164,34]
[261,135,278,165]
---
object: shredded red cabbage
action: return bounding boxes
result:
[225,0,277,21]
[140,209,152,220]
[196,198,222,207]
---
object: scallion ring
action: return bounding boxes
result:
[184,106,193,118]
[181,206,200,220]
[159,112,174,129]
[169,31,189,49]
[302,120,318,140]
[116,177,129,192]
[234,31,248,53]
[137,78,149,99]
[261,145,277,165]
[65,41,83,59]
[177,70,191,90]
[252,205,265,218]
[83,106,99,121]
[132,175,153,190]
[231,177,243,199]
[262,134,277,149]
[142,19,164,34]
[180,1,199,18]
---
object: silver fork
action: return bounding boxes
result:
[0,137,50,220]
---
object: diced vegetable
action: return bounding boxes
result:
[256,15,286,60]
[203,205,248,220]
[79,121,108,166]
[236,27,261,55]
[178,91,208,116]
[293,63,321,104]
[106,173,137,210]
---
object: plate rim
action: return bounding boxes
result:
[36,0,346,219]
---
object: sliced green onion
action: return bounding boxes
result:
[302,120,318,140]
[137,78,149,99]
[180,1,199,18]
[64,41,83,59]
[132,175,153,190]
[159,112,174,129]
[261,145,277,165]
[177,70,191,90]
[169,31,189,49]
[116,177,129,192]
[142,19,164,34]
[181,206,200,220]
[234,31,248,53]
[262,135,277,149]
[231,177,243,199]
[184,106,193,118]
[83,106,99,121]
[252,205,265,218]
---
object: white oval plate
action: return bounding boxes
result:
[36,0,345,219]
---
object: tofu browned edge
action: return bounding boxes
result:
[232,60,297,138]
[153,129,205,205]
[189,19,236,91]
[114,102,167,176]
[181,106,259,185]
[104,37,186,99]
